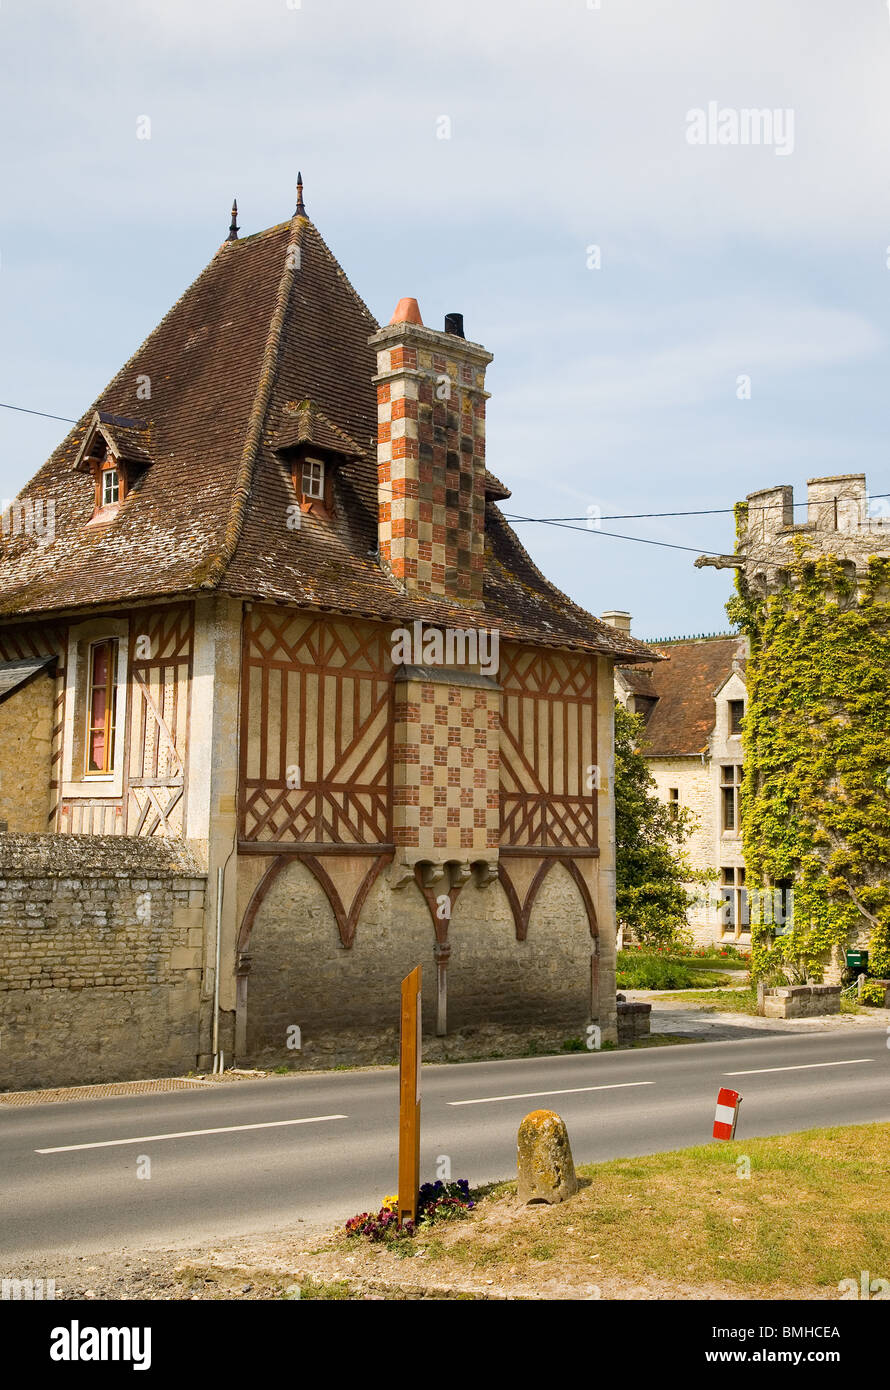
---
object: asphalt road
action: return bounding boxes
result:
[2,1027,888,1261]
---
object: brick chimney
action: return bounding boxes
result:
[370,303,493,605]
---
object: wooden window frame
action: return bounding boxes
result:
[301,457,325,501]
[101,464,120,507]
[721,764,741,832]
[292,453,336,519]
[719,865,747,936]
[728,698,745,736]
[88,453,127,518]
[84,638,117,776]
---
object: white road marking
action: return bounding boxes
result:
[725,1060,875,1077]
[36,1114,348,1154]
[449,1081,654,1107]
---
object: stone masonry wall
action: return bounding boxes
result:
[647,754,720,947]
[0,834,207,1089]
[0,671,54,832]
[242,856,596,1066]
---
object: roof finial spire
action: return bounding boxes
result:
[227,197,239,242]
[295,171,306,217]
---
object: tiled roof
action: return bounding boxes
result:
[275,400,366,458]
[0,655,55,703]
[626,635,746,756]
[0,209,654,663]
[619,666,658,698]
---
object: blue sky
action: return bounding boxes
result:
[1,0,888,639]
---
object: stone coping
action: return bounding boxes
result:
[0,832,205,877]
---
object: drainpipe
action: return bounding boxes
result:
[434,941,450,1036]
[212,864,223,1073]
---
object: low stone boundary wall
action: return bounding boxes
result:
[760,984,840,1018]
[0,833,208,1089]
[617,998,651,1041]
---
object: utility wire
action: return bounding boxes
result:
[0,401,79,425]
[502,494,890,522]
[500,513,721,556]
[2,399,886,548]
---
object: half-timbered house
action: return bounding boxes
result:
[0,182,654,1082]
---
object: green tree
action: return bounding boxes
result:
[614,701,708,946]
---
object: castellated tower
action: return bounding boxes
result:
[698,472,890,987]
[736,473,890,594]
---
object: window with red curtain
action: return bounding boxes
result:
[86,639,116,774]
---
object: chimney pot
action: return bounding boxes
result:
[444,312,465,338]
[389,297,423,326]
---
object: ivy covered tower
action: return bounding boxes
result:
[697,473,890,985]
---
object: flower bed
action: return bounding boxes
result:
[345,1181,476,1246]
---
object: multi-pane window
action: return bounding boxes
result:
[728,699,744,735]
[301,458,325,500]
[101,466,120,507]
[668,787,679,820]
[85,639,116,775]
[721,764,742,831]
[720,866,747,935]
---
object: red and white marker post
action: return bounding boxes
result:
[712,1086,742,1140]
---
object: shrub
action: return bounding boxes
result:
[860,979,888,1007]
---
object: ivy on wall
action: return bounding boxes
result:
[727,516,890,981]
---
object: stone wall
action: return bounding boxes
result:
[760,984,841,1018]
[647,753,720,947]
[0,834,207,1089]
[0,670,55,832]
[241,856,597,1066]
[617,999,651,1041]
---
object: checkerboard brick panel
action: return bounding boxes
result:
[393,678,500,854]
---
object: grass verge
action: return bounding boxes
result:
[338,1122,889,1296]
[616,951,734,990]
[657,986,866,1016]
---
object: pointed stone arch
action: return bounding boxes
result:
[498,854,598,942]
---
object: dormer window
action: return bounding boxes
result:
[275,401,365,521]
[72,410,152,525]
[301,457,325,501]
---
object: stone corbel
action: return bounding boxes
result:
[446,861,472,891]
[420,861,448,890]
[471,858,499,887]
[387,859,417,890]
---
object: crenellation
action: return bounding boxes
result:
[742,474,890,595]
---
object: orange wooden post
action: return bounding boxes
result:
[398,964,422,1226]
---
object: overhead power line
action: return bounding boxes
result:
[1,399,886,559]
[0,401,79,425]
[500,514,719,556]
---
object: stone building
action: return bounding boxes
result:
[0,182,654,1087]
[697,472,890,981]
[605,612,749,948]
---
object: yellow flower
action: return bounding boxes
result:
[382,1194,398,1211]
